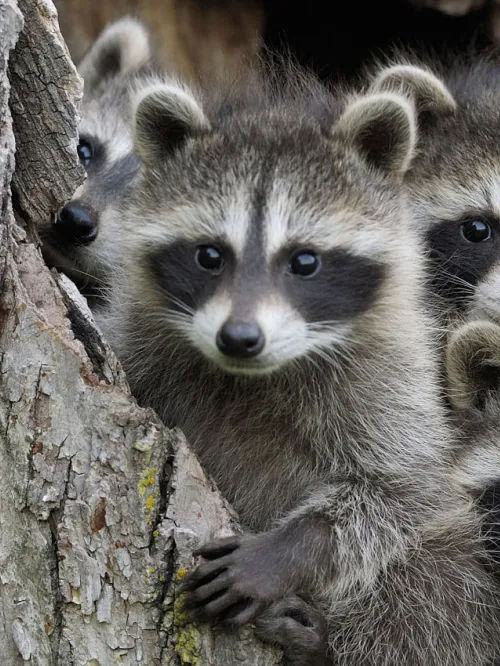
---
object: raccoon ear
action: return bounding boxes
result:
[78,18,151,95]
[368,64,456,121]
[446,320,500,411]
[335,92,416,179]
[133,83,210,165]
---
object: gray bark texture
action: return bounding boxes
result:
[0,1,283,664]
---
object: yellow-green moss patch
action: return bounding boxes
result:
[138,467,157,496]
[176,625,201,665]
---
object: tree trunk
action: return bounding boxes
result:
[0,1,282,664]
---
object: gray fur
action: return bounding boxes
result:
[445,320,500,623]
[370,61,500,608]
[96,72,500,665]
[39,18,154,299]
[446,319,500,412]
[134,82,210,165]
[446,319,500,491]
[368,54,500,332]
[254,596,330,665]
[77,18,152,95]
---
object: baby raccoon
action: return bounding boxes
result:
[368,55,500,330]
[39,18,153,299]
[97,72,500,665]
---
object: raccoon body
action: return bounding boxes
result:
[39,19,154,302]
[369,55,500,330]
[96,72,500,665]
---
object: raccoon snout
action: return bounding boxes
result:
[55,203,98,245]
[216,320,265,359]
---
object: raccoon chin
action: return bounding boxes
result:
[202,351,291,377]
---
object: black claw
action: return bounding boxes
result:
[178,579,193,595]
[183,588,228,612]
[193,537,241,560]
[179,565,228,594]
[218,598,253,623]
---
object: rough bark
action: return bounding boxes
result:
[0,1,282,664]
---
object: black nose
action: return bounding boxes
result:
[216,321,265,359]
[55,203,98,244]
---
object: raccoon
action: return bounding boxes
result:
[370,61,500,656]
[39,18,153,301]
[368,55,500,332]
[96,72,500,665]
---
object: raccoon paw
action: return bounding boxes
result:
[254,596,331,666]
[179,534,286,626]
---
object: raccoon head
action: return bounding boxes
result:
[42,19,151,293]
[118,81,418,376]
[372,60,500,320]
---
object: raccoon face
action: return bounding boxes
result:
[55,132,132,247]
[40,19,148,293]
[147,234,387,375]
[124,83,417,375]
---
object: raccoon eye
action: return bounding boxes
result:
[77,139,93,167]
[461,218,492,243]
[196,245,224,274]
[289,250,321,277]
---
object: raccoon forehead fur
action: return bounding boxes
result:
[107,79,422,378]
[125,77,418,255]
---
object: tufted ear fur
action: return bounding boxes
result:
[446,320,500,411]
[334,92,416,179]
[368,64,456,121]
[78,18,152,96]
[132,82,209,166]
